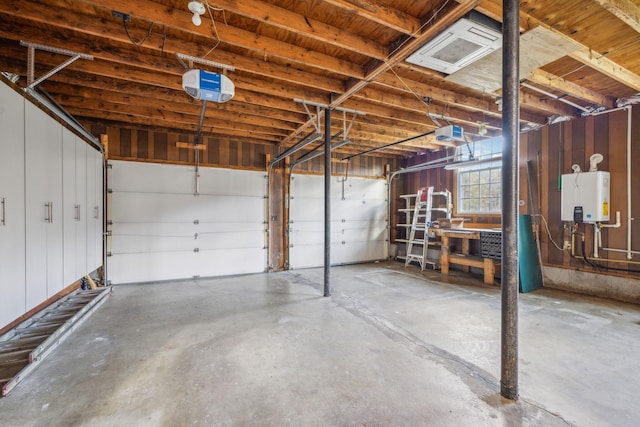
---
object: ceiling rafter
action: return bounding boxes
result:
[479,0,640,92]
[321,0,421,35]
[526,69,615,108]
[205,0,388,60]
[1,0,639,159]
[592,0,640,33]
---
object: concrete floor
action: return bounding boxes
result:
[1,262,639,427]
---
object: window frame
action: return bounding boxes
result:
[453,137,502,216]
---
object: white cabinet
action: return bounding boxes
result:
[1,79,104,329]
[75,138,87,275]
[63,129,89,285]
[0,82,26,327]
[86,147,103,272]
[25,102,64,310]
[63,128,77,285]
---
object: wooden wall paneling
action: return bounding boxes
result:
[154,132,167,160]
[582,116,596,264]
[631,107,640,259]
[107,127,119,157]
[547,124,564,266]
[137,130,148,159]
[563,121,575,267]
[167,132,179,162]
[519,131,529,216]
[119,128,131,158]
[208,137,220,165]
[242,142,251,167]
[594,114,610,254]
[219,139,230,165]
[608,109,629,263]
[272,164,285,270]
[255,144,265,169]
[571,119,586,258]
[229,140,238,166]
[147,130,155,159]
[178,133,190,163]
[130,128,138,158]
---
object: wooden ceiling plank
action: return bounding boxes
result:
[527,69,615,108]
[81,0,365,78]
[68,107,285,140]
[80,117,279,146]
[47,91,300,132]
[282,0,482,145]
[568,48,640,92]
[206,0,387,59]
[66,102,290,137]
[592,0,640,33]
[0,0,345,94]
[480,0,640,92]
[333,0,482,107]
[321,0,421,35]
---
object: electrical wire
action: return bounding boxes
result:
[201,0,223,59]
[535,213,566,251]
[123,20,153,47]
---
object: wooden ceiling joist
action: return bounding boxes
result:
[1,0,639,158]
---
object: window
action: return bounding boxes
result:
[455,137,502,214]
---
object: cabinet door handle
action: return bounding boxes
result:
[47,202,53,223]
[1,197,5,226]
[75,204,81,221]
[94,205,99,219]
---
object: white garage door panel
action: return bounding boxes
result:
[109,252,201,283]
[109,247,266,284]
[289,174,388,269]
[111,193,263,223]
[111,162,265,196]
[111,161,195,193]
[109,161,266,283]
[112,230,263,253]
[196,248,266,278]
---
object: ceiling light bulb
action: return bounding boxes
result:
[188,1,205,26]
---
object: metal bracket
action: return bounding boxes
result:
[175,53,235,72]
[20,41,93,89]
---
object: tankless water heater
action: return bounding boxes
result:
[560,171,610,223]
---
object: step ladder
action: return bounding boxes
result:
[405,187,434,270]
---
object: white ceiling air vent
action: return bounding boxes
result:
[406,11,502,75]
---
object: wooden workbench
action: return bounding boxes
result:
[435,228,501,285]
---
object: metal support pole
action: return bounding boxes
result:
[501,0,520,401]
[324,107,332,297]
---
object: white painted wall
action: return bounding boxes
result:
[108,161,267,283]
[288,174,388,269]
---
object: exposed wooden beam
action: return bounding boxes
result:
[526,69,615,108]
[206,0,388,59]
[334,0,482,106]
[82,0,365,78]
[70,108,283,142]
[321,0,421,35]
[43,82,307,126]
[0,2,344,93]
[592,0,640,33]
[47,92,298,134]
[66,102,289,137]
[283,0,482,145]
[480,0,640,92]
[568,49,640,92]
